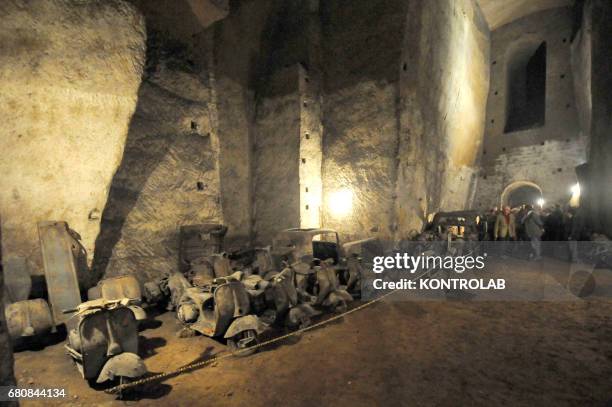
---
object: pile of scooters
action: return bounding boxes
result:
[142,225,375,355]
[4,221,147,385]
[4,222,379,387]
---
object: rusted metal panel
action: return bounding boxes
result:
[179,223,227,271]
[37,221,82,325]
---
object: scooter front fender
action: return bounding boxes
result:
[223,315,265,339]
[96,352,147,383]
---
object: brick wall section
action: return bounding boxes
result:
[474,138,586,209]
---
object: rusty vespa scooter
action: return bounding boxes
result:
[64,298,147,385]
[175,271,265,355]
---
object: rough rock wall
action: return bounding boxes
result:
[212,0,277,248]
[474,7,585,209]
[253,68,301,244]
[571,1,592,147]
[396,0,490,237]
[321,0,489,241]
[250,0,323,244]
[299,64,324,230]
[0,0,145,275]
[585,0,612,235]
[129,0,229,43]
[95,0,281,276]
[320,0,406,242]
[94,28,222,281]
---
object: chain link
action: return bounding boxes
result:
[105,288,400,395]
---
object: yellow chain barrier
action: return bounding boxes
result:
[105,288,400,395]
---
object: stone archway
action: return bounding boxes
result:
[500,181,543,208]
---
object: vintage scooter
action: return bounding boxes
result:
[64,298,147,384]
[87,275,147,321]
[300,258,353,312]
[176,272,265,355]
[244,264,319,329]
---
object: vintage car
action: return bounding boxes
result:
[423,210,483,241]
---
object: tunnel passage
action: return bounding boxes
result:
[507,185,543,207]
[501,181,543,208]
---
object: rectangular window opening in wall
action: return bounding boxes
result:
[504,41,546,133]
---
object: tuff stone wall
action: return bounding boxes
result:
[321,0,490,241]
[299,64,324,230]
[96,0,281,275]
[212,0,277,248]
[396,0,490,237]
[253,67,301,244]
[584,0,612,235]
[0,0,146,275]
[571,1,592,146]
[320,0,407,242]
[94,23,222,281]
[474,7,585,209]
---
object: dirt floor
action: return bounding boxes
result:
[13,257,612,406]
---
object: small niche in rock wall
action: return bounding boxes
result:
[301,158,306,164]
[88,209,100,220]
[191,121,198,130]
[196,182,205,191]
[305,132,310,140]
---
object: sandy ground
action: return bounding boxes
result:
[12,257,612,406]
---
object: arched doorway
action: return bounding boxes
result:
[500,181,543,208]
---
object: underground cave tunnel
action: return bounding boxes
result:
[1,0,612,405]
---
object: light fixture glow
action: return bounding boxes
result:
[328,188,353,217]
[536,198,545,208]
[570,183,581,207]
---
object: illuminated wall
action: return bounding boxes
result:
[299,65,324,229]
[0,1,145,275]
[474,7,586,210]
[321,0,490,241]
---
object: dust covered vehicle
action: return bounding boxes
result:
[64,298,147,384]
[270,228,383,302]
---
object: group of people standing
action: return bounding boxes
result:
[483,204,586,261]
